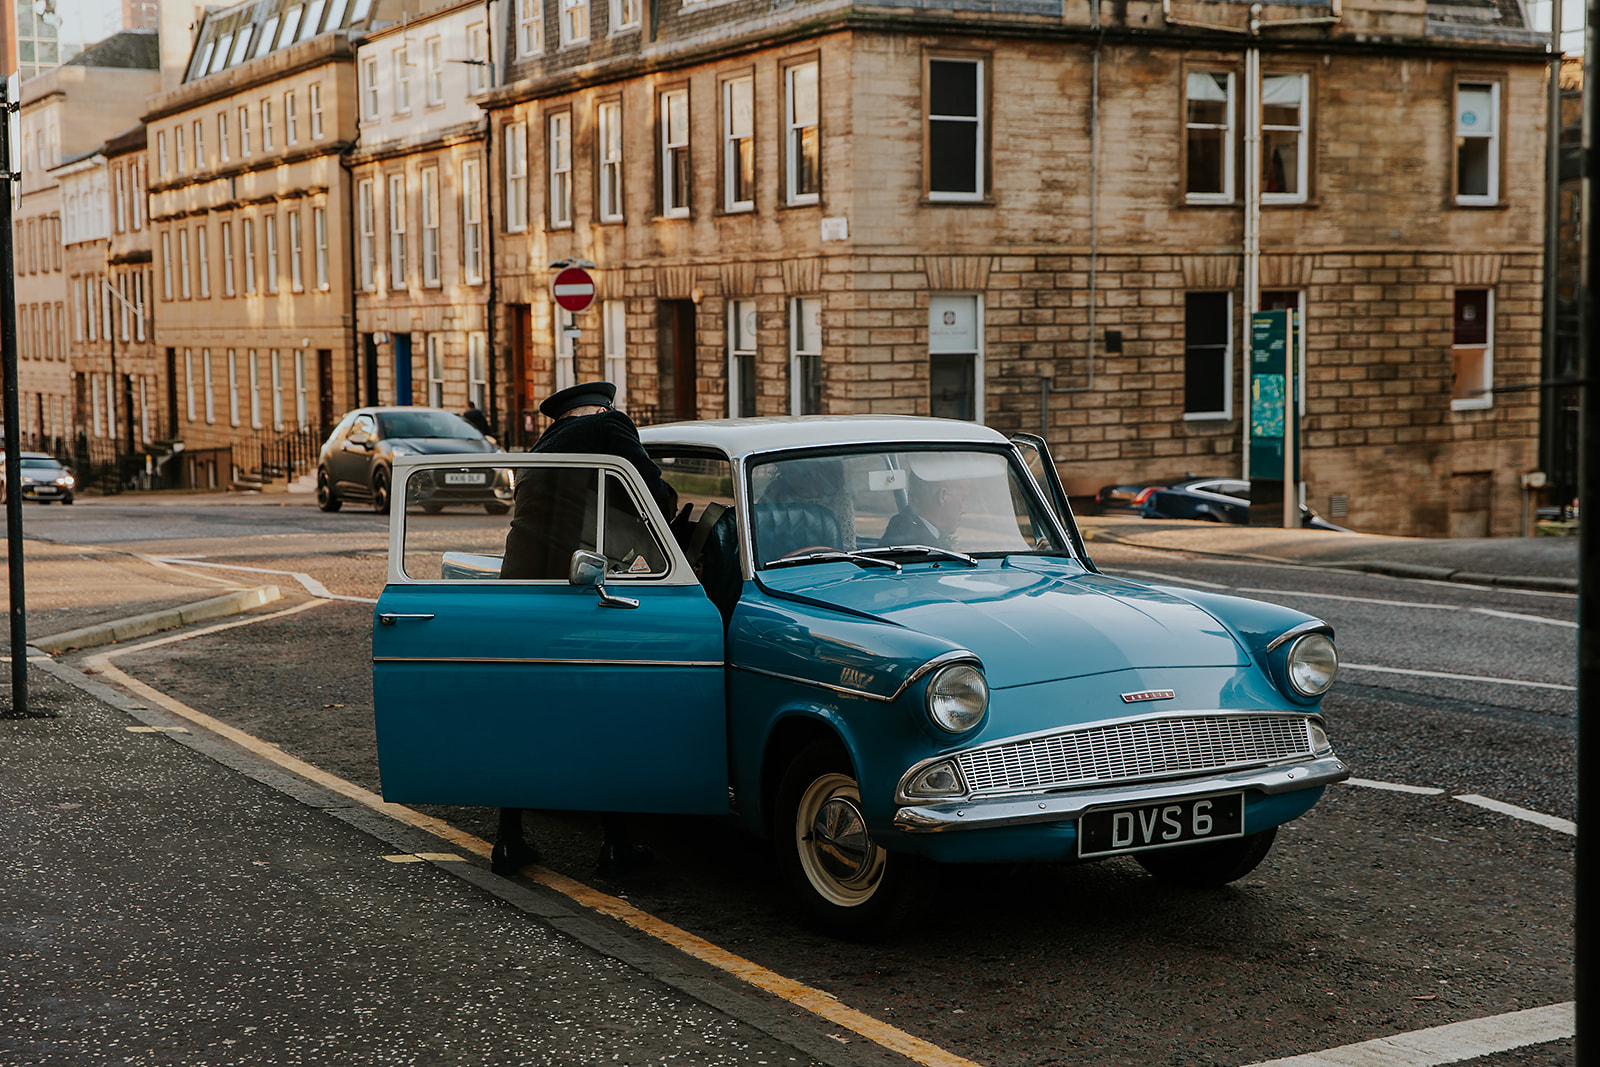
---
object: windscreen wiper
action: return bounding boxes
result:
[764,551,902,572]
[856,544,979,567]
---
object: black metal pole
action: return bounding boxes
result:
[1,76,29,719]
[1577,0,1596,1056]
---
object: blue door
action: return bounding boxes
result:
[372,455,730,814]
[393,334,412,405]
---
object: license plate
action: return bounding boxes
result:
[444,472,486,485]
[1077,792,1244,858]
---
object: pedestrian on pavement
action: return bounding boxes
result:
[461,400,492,437]
[491,381,678,880]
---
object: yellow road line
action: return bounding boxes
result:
[83,612,985,1067]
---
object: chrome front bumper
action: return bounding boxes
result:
[892,755,1349,833]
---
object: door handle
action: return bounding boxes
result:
[378,613,436,625]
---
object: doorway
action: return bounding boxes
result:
[393,334,413,406]
[656,300,697,422]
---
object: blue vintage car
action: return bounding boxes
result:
[372,416,1346,937]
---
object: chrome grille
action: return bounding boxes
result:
[956,716,1314,796]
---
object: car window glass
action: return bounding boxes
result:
[402,465,595,581]
[377,410,481,440]
[602,473,669,576]
[20,457,59,470]
[349,414,375,442]
[654,453,735,515]
[748,449,1065,565]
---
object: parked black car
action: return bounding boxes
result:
[316,408,512,515]
[1138,477,1348,531]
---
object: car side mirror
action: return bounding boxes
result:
[569,550,639,609]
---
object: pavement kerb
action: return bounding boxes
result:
[1085,530,1578,594]
[30,584,284,654]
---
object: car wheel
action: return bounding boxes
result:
[775,740,911,940]
[484,502,510,515]
[62,495,73,505]
[371,469,391,515]
[422,504,443,515]
[1134,826,1277,888]
[316,468,342,512]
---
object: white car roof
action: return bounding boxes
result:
[637,416,1010,462]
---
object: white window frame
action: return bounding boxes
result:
[517,0,543,55]
[661,89,690,218]
[184,349,196,422]
[611,0,640,32]
[549,111,573,228]
[1184,70,1235,205]
[295,350,309,429]
[1454,81,1500,207]
[178,228,192,299]
[228,348,240,426]
[789,296,822,415]
[466,24,488,94]
[560,0,588,46]
[926,56,985,203]
[421,167,441,286]
[271,350,285,431]
[554,309,576,392]
[727,298,756,417]
[203,349,215,424]
[175,126,187,173]
[598,101,623,223]
[388,174,407,289]
[425,37,444,105]
[358,179,376,290]
[394,47,411,115]
[289,209,304,292]
[265,214,280,294]
[115,166,128,230]
[249,349,263,429]
[243,217,258,294]
[314,205,329,290]
[193,120,205,168]
[196,225,210,299]
[1260,72,1308,205]
[723,76,754,213]
[1451,288,1495,411]
[157,130,169,178]
[603,299,627,408]
[928,293,984,424]
[218,111,231,162]
[310,83,324,139]
[261,99,275,152]
[505,122,529,232]
[160,231,174,299]
[239,105,253,155]
[285,90,299,145]
[361,57,379,122]
[469,333,489,410]
[92,374,103,437]
[785,61,819,206]
[426,334,445,408]
[462,159,484,283]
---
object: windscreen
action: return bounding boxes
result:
[377,410,482,440]
[746,449,1066,567]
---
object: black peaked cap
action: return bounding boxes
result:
[539,381,618,419]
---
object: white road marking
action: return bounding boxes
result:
[1105,568,1231,589]
[383,853,467,863]
[147,556,378,604]
[1344,778,1445,796]
[1241,1001,1574,1067]
[1469,607,1578,628]
[1238,587,1459,610]
[1454,795,1577,836]
[1339,663,1576,692]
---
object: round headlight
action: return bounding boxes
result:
[1286,633,1338,697]
[925,663,989,734]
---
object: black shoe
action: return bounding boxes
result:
[596,842,655,878]
[491,839,541,876]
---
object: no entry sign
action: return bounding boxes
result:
[551,267,597,313]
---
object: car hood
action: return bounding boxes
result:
[383,437,498,456]
[756,559,1247,688]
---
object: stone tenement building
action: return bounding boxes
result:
[482,0,1547,536]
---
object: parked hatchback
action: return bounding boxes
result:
[2,453,76,504]
[372,417,1346,937]
[317,407,511,515]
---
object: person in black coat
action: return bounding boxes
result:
[491,381,677,879]
[881,470,968,550]
[461,400,492,437]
